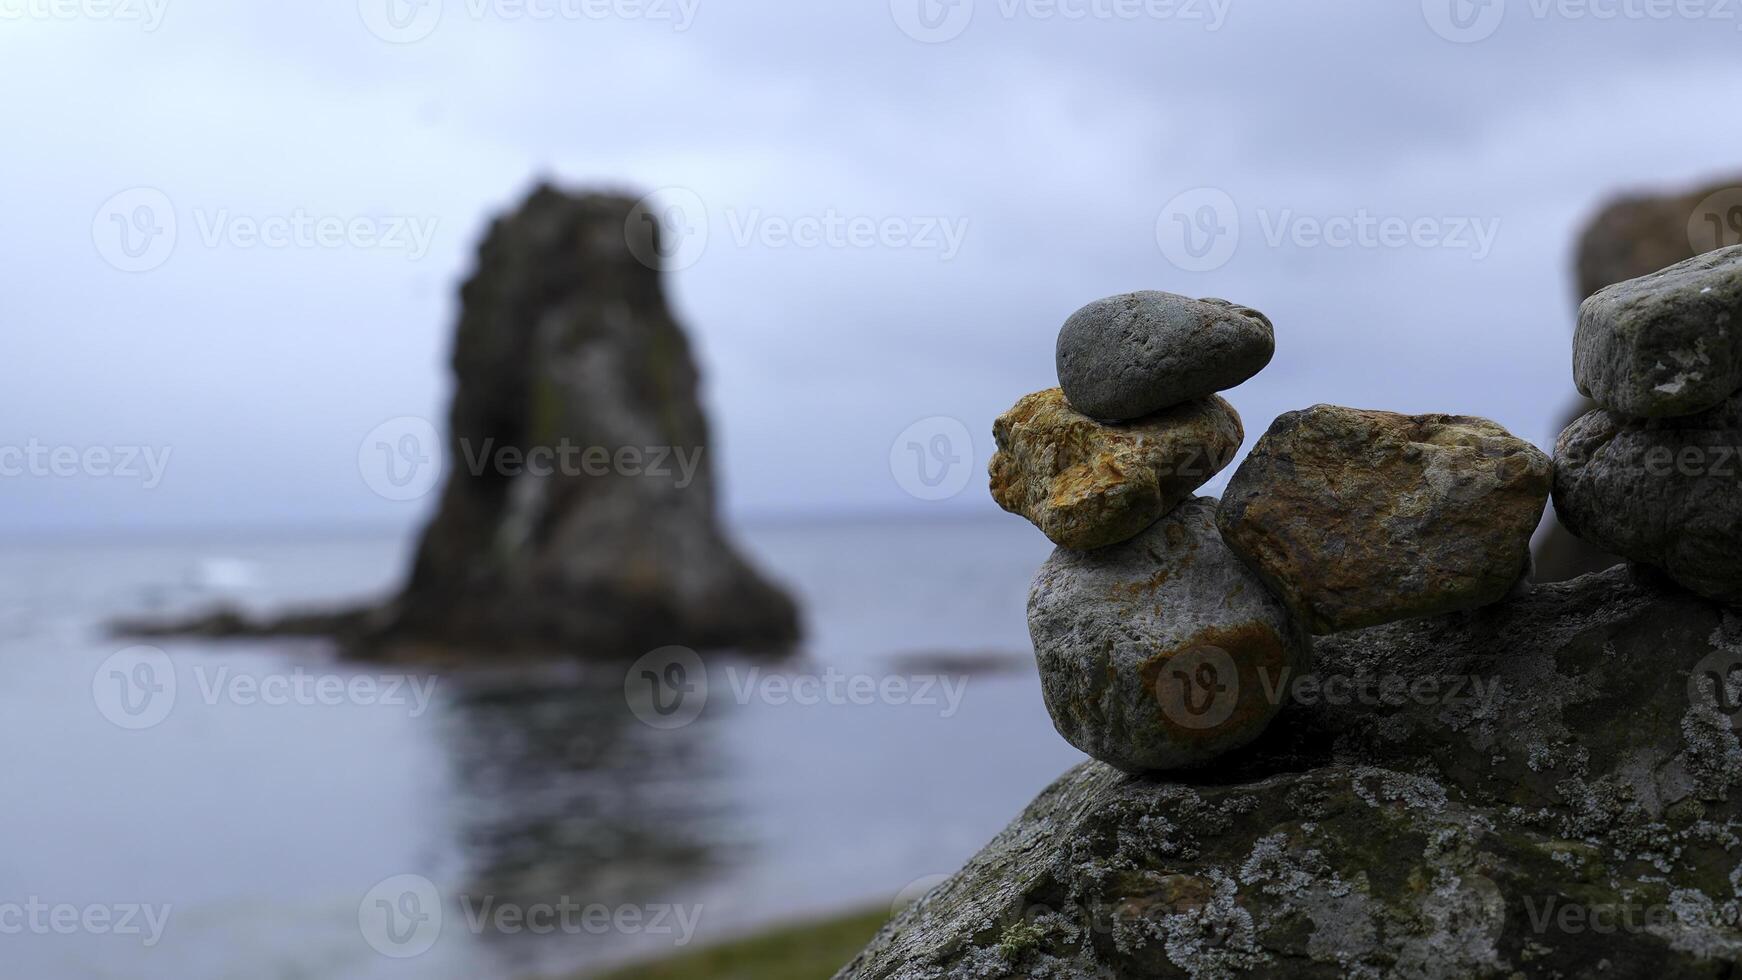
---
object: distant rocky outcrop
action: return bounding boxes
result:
[840,566,1742,978]
[117,185,800,660]
[1536,172,1742,582]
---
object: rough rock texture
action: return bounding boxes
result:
[377,186,800,657]
[1554,392,1742,607]
[990,389,1244,550]
[1027,498,1310,772]
[1540,176,1742,581]
[1056,292,1275,421]
[840,566,1742,978]
[1573,245,1742,419]
[1218,406,1550,634]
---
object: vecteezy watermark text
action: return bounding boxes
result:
[93,646,440,730]
[1156,187,1501,272]
[1422,0,1742,43]
[0,0,168,29]
[0,899,171,947]
[889,0,1232,43]
[357,874,701,958]
[457,438,704,488]
[0,440,171,488]
[359,0,702,44]
[624,188,969,272]
[624,646,970,729]
[93,188,439,273]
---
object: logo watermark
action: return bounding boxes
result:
[94,188,438,272]
[1690,188,1742,254]
[625,646,970,729]
[625,187,969,272]
[1689,649,1742,731]
[0,899,171,947]
[889,0,1231,43]
[0,0,168,30]
[0,440,171,488]
[890,416,974,501]
[93,646,440,730]
[1158,188,1501,271]
[358,875,702,957]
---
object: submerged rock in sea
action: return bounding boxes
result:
[1554,390,1742,606]
[1026,498,1309,772]
[989,388,1243,550]
[1573,245,1742,419]
[1218,405,1549,634]
[1056,291,1275,421]
[839,566,1742,978]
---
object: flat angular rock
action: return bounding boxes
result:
[1217,405,1549,634]
[1056,291,1275,421]
[1554,391,1742,605]
[989,388,1243,550]
[1574,244,1742,418]
[1026,498,1310,773]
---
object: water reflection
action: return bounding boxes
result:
[434,665,741,966]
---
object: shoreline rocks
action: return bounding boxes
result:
[840,567,1742,978]
[1555,244,1742,609]
[1218,405,1550,633]
[990,388,1242,550]
[1027,498,1310,773]
[1056,291,1275,421]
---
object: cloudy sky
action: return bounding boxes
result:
[4,0,1742,535]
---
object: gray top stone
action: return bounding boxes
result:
[1573,244,1742,418]
[1056,291,1275,421]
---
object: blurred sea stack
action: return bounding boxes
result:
[116,184,801,661]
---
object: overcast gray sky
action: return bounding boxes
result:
[4,0,1742,535]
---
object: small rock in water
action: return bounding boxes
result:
[990,388,1243,550]
[1553,390,1742,606]
[1573,244,1742,418]
[1027,498,1310,773]
[1056,291,1275,421]
[1217,405,1550,633]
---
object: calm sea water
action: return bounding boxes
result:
[0,517,1083,979]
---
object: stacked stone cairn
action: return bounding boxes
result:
[991,290,1553,773]
[1555,244,1742,605]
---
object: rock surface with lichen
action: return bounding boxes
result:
[1573,245,1742,420]
[991,389,1243,550]
[1027,498,1309,772]
[838,565,1742,978]
[1217,405,1550,634]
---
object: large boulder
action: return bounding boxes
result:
[380,186,800,657]
[839,566,1742,978]
[990,389,1243,551]
[1217,405,1549,634]
[1027,498,1310,772]
[1554,390,1742,607]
